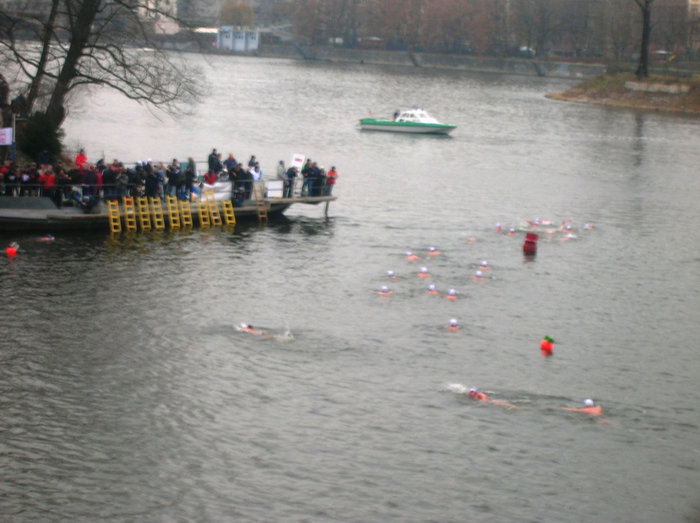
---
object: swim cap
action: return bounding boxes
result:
[381,286,388,292]
[406,251,412,256]
[469,387,477,393]
[428,284,435,290]
[584,399,594,407]
[509,228,515,233]
[429,246,435,252]
[480,260,488,267]
[448,289,456,295]
[565,224,572,230]
[449,318,458,326]
[475,270,483,277]
[387,270,394,277]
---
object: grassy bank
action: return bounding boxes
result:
[546,73,700,115]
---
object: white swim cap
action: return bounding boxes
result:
[475,270,483,277]
[387,270,394,277]
[448,289,456,295]
[381,286,388,292]
[565,224,572,230]
[429,246,435,251]
[406,251,412,256]
[420,267,428,273]
[584,399,594,407]
[480,260,488,267]
[428,284,435,290]
[449,318,458,326]
[469,387,477,393]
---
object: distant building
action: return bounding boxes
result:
[140,0,179,34]
[217,27,259,52]
[689,0,700,50]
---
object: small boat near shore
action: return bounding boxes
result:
[359,108,456,135]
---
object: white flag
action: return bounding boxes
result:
[0,127,12,146]
[290,153,305,171]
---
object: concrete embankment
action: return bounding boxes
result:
[255,44,605,80]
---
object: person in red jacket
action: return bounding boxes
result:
[324,166,338,195]
[203,170,217,185]
[38,167,55,200]
[74,148,87,169]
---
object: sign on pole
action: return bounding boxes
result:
[0,127,12,146]
[290,153,305,171]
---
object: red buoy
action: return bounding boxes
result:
[523,232,538,255]
[540,336,554,356]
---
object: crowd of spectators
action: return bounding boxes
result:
[0,147,338,209]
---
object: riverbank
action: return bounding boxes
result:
[546,73,700,115]
[249,43,606,79]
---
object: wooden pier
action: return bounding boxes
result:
[0,194,336,233]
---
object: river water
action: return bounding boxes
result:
[2,55,700,522]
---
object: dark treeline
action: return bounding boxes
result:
[251,0,697,61]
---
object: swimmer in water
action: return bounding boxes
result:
[468,387,489,402]
[473,270,484,281]
[406,251,420,261]
[378,285,393,296]
[446,318,459,331]
[561,398,602,416]
[559,232,576,241]
[446,288,457,300]
[426,284,438,295]
[236,323,273,337]
[236,323,293,341]
[386,270,397,280]
[418,267,429,278]
[468,387,517,409]
[427,246,441,256]
[479,260,489,270]
[507,228,516,236]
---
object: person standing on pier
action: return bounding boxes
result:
[284,165,298,198]
[324,166,338,195]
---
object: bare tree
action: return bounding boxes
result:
[634,0,654,78]
[0,0,203,135]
